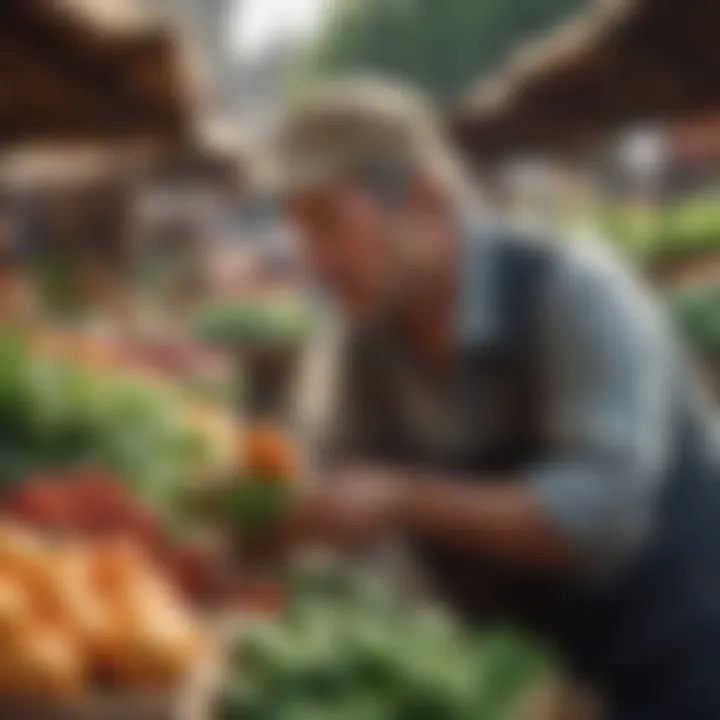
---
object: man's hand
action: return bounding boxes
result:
[257,465,576,570]
[274,466,404,552]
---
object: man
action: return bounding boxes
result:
[262,78,720,719]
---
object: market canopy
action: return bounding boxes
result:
[0,0,190,143]
[451,0,720,163]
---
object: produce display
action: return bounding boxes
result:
[2,469,217,603]
[0,523,203,701]
[668,284,720,362]
[193,294,313,350]
[0,327,560,719]
[0,329,235,513]
[218,557,554,720]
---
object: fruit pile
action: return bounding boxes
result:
[1,469,218,604]
[0,524,203,701]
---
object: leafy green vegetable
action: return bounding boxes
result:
[193,297,312,349]
[219,557,556,720]
[668,284,720,362]
[206,476,293,538]
[601,193,720,263]
[0,329,218,522]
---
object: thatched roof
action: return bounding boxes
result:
[0,0,190,143]
[451,0,720,162]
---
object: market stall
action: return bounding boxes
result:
[0,0,189,144]
[0,324,239,718]
[133,120,248,331]
[0,312,563,719]
[0,0,201,331]
[450,0,720,163]
[450,0,720,395]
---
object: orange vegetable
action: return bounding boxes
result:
[6,623,86,698]
[0,524,48,589]
[88,537,150,599]
[241,425,299,481]
[102,573,202,689]
[0,574,31,645]
[33,546,115,661]
[0,525,203,696]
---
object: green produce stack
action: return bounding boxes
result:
[193,294,315,419]
[218,556,555,720]
[193,296,312,351]
[0,330,217,517]
[669,284,720,363]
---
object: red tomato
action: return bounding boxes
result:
[8,480,72,529]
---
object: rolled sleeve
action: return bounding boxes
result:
[530,243,674,569]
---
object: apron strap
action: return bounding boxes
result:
[452,232,558,469]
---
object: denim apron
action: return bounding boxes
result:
[348,236,720,719]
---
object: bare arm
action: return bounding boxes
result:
[391,473,578,568]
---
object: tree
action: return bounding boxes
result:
[300,0,591,105]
